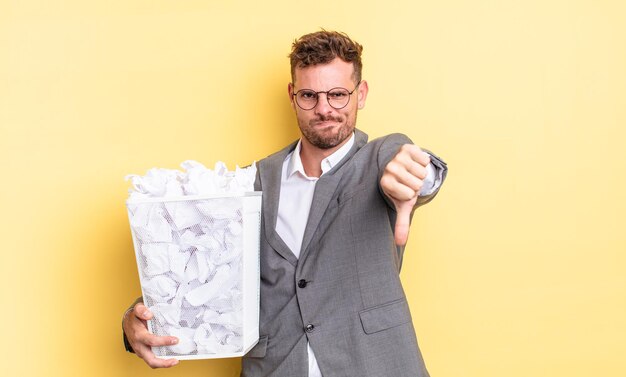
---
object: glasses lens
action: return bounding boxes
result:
[327,88,350,109]
[296,90,317,110]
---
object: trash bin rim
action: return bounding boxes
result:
[126,191,262,205]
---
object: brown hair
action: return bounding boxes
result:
[289,30,363,84]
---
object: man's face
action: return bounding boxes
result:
[288,58,368,151]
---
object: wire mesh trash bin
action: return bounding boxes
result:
[126,192,262,360]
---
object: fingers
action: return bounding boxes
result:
[382,145,430,201]
[123,303,180,369]
[142,352,179,369]
[131,324,180,368]
[129,330,178,368]
[380,173,417,202]
[132,334,179,368]
[135,339,179,368]
[383,162,424,197]
[400,144,430,167]
[136,330,179,348]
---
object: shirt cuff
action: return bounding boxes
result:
[419,160,438,197]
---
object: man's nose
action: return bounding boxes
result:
[314,93,333,114]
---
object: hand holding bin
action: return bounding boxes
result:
[125,161,261,360]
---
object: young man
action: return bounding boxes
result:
[123,30,447,377]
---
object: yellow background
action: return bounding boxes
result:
[1,1,625,376]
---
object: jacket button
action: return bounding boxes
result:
[305,324,315,333]
[297,279,307,288]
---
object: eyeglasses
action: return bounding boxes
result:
[292,81,361,110]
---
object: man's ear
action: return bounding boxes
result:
[288,82,296,111]
[357,80,369,109]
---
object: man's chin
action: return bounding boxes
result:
[309,131,351,150]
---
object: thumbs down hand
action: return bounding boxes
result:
[380,144,430,246]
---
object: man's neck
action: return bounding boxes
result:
[299,137,351,178]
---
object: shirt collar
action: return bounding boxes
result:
[287,132,355,179]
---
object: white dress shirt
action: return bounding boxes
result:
[275,133,436,377]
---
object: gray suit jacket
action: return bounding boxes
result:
[242,129,447,377]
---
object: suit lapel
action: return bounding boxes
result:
[298,130,369,261]
[260,141,299,266]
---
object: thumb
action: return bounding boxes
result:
[133,303,152,320]
[393,196,417,246]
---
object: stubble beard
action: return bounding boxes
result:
[298,112,357,150]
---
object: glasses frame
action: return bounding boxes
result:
[292,80,362,111]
